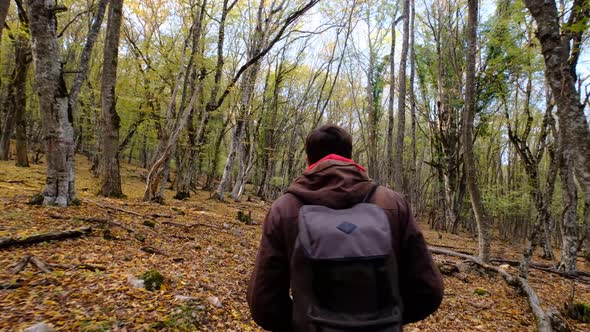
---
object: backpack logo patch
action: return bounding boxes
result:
[336,221,357,234]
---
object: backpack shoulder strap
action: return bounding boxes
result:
[361,183,380,203]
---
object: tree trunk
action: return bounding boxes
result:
[140,132,148,168]
[367,33,378,182]
[524,0,590,239]
[557,144,579,273]
[408,0,417,206]
[386,16,396,187]
[0,0,9,41]
[14,31,29,167]
[0,84,16,160]
[144,0,207,203]
[205,117,230,190]
[394,0,410,193]
[99,0,124,198]
[464,0,490,262]
[215,0,266,202]
[69,0,108,119]
[175,88,205,199]
[27,0,76,206]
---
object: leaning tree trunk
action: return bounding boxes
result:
[393,0,410,194]
[14,31,29,167]
[99,0,124,197]
[464,0,491,262]
[27,0,76,206]
[69,0,108,119]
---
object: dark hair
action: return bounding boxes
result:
[305,125,353,164]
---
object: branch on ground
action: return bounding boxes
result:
[0,226,92,248]
[429,246,570,332]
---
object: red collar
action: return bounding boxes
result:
[306,154,366,172]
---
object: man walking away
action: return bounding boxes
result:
[248,125,443,331]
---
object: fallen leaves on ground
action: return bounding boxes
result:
[1,159,589,331]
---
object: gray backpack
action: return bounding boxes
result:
[290,185,403,332]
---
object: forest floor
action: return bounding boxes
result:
[1,158,590,332]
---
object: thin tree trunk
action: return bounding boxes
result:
[99,0,124,198]
[557,142,579,273]
[213,0,321,201]
[216,0,266,202]
[464,0,490,262]
[205,116,231,190]
[0,86,15,160]
[393,0,410,193]
[27,0,76,206]
[14,31,29,167]
[143,0,207,202]
[127,137,135,164]
[68,0,108,119]
[0,0,26,161]
[408,0,417,206]
[386,16,396,187]
[141,131,148,168]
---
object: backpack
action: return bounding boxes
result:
[290,184,403,332]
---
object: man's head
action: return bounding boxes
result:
[305,125,353,165]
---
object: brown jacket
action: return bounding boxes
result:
[247,159,443,331]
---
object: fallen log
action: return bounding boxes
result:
[0,227,92,249]
[491,258,590,285]
[0,279,59,290]
[429,246,566,332]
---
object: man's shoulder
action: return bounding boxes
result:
[373,186,407,210]
[268,192,301,219]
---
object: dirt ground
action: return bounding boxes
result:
[1,158,589,331]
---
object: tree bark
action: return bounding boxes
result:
[408,0,417,207]
[557,143,579,273]
[506,76,556,263]
[215,0,267,202]
[523,0,590,241]
[143,0,207,202]
[0,0,9,41]
[99,0,124,197]
[394,0,410,193]
[213,0,321,201]
[14,30,29,167]
[0,227,92,248]
[386,14,397,188]
[68,0,108,119]
[27,0,76,206]
[0,82,16,160]
[464,0,491,262]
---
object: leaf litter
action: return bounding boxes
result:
[0,159,589,331]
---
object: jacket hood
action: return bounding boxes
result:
[287,159,374,209]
